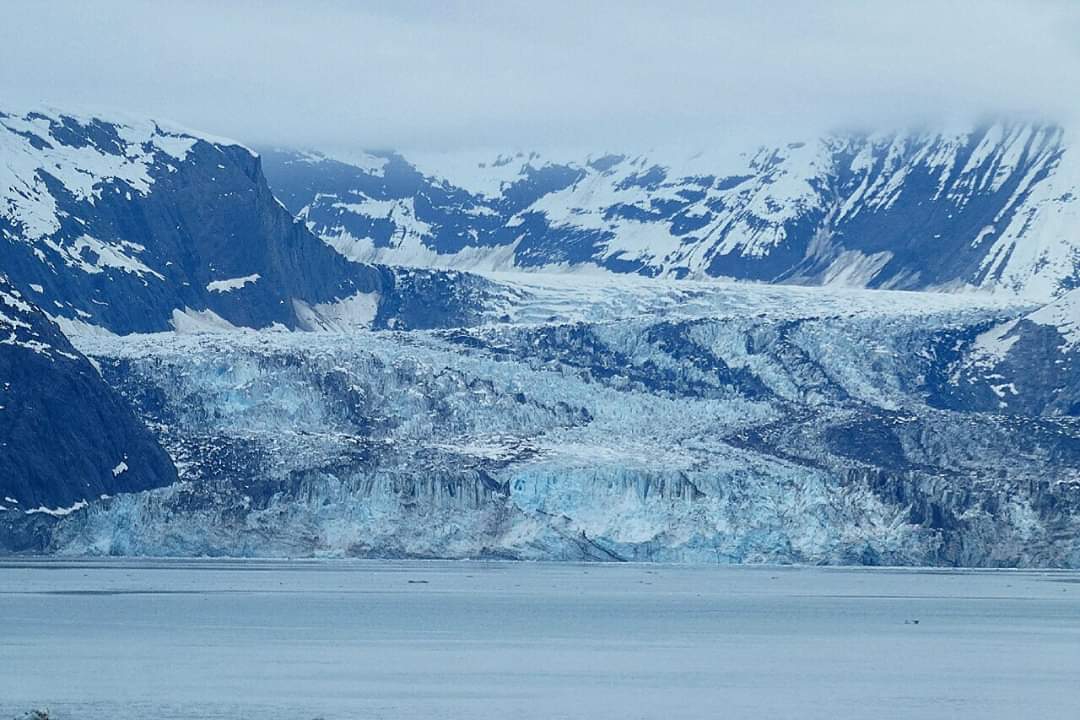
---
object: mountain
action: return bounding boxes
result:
[261,123,1080,299]
[0,273,175,532]
[0,107,498,334]
[2,105,1078,566]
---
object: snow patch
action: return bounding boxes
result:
[1025,289,1080,350]
[972,319,1021,366]
[170,308,240,334]
[293,291,380,331]
[207,273,261,293]
[25,499,88,517]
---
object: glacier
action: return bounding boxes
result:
[27,275,1080,566]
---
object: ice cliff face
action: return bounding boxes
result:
[27,278,1080,566]
[262,123,1080,299]
[0,273,174,526]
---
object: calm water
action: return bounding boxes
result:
[1,559,1078,719]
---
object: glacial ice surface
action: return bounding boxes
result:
[36,277,1080,565]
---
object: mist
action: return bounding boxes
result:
[2,0,1078,152]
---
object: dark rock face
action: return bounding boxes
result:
[0,275,176,515]
[261,124,1079,297]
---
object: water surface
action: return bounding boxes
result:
[1,559,1078,719]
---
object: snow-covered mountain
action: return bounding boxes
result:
[0,106,505,539]
[0,107,499,334]
[262,123,1080,299]
[0,273,174,524]
[2,105,1078,565]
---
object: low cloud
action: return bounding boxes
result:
[3,0,1078,151]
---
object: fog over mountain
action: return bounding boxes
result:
[3,1,1079,151]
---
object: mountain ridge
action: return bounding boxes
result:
[261,121,1080,300]
[0,107,499,335]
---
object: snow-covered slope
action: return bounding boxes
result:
[0,273,175,521]
[0,107,501,334]
[953,288,1080,416]
[262,123,1080,299]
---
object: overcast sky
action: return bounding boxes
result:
[2,0,1078,151]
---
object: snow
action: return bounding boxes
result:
[59,235,165,280]
[324,225,523,272]
[977,126,1080,299]
[335,196,433,246]
[821,250,895,287]
[301,122,1079,298]
[23,499,88,517]
[1026,288,1080,349]
[972,288,1080,363]
[291,148,388,176]
[406,149,551,199]
[206,273,260,293]
[169,308,239,334]
[0,110,173,240]
[50,314,118,339]
[0,106,250,287]
[971,319,1021,366]
[293,291,380,331]
[0,278,85,360]
[0,286,34,331]
[149,133,197,161]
